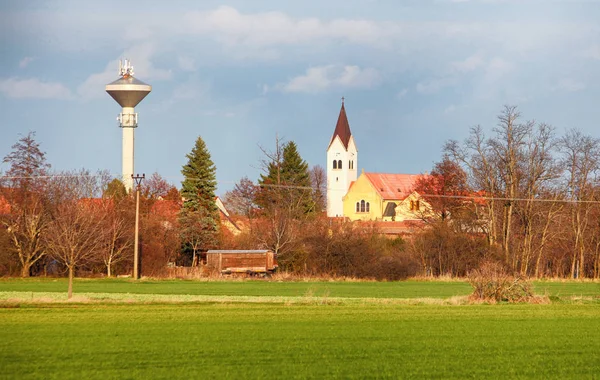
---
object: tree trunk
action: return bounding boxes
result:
[107,264,112,277]
[21,262,31,277]
[68,266,74,300]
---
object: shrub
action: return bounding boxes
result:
[468,261,534,303]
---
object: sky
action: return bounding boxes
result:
[1,0,599,195]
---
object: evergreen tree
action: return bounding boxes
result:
[180,136,218,214]
[179,136,219,259]
[258,141,315,214]
[103,179,127,201]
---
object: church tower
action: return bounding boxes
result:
[327,98,358,217]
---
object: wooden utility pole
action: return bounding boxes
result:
[132,173,145,279]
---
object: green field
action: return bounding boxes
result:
[0,278,598,298]
[1,279,599,379]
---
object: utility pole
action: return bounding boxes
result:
[132,173,145,279]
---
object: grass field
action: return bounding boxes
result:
[1,278,599,379]
[0,277,598,298]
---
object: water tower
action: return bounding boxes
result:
[105,59,151,191]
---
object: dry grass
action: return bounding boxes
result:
[0,290,476,306]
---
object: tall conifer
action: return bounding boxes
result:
[179,136,219,258]
[180,136,218,214]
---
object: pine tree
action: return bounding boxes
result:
[258,141,315,214]
[179,136,219,258]
[180,136,218,214]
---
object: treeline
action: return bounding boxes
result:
[3,105,600,281]
[410,106,600,279]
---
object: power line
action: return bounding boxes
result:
[2,174,600,204]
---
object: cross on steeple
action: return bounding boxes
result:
[341,96,345,105]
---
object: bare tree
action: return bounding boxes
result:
[515,123,561,275]
[44,200,107,299]
[446,126,499,246]
[143,172,173,199]
[1,132,50,277]
[222,176,258,220]
[310,165,327,213]
[101,203,132,277]
[559,129,600,278]
[488,106,532,268]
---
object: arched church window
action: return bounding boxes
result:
[333,160,337,169]
[360,200,366,213]
[366,202,370,212]
[356,202,360,212]
[338,160,342,169]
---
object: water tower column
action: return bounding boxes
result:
[120,106,137,190]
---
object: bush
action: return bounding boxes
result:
[468,261,534,303]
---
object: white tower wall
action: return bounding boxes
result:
[326,137,357,217]
[121,106,136,191]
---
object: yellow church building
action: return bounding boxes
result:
[327,100,432,222]
[342,171,431,222]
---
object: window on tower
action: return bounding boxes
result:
[333,160,337,169]
[338,160,342,169]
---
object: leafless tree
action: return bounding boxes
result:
[142,172,173,199]
[310,165,327,213]
[559,129,600,278]
[101,203,132,277]
[1,132,50,277]
[43,200,107,299]
[222,176,258,220]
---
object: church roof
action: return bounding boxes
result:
[328,102,352,150]
[364,172,421,200]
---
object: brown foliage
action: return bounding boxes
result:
[468,261,534,303]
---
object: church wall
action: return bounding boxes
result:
[342,173,382,221]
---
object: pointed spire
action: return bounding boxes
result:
[328,98,352,150]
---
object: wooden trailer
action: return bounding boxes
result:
[205,250,277,276]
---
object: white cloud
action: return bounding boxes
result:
[553,78,586,92]
[271,65,381,93]
[0,77,71,99]
[582,45,600,60]
[18,57,35,68]
[452,52,485,73]
[484,57,515,81]
[396,88,409,99]
[416,77,457,94]
[181,6,388,48]
[177,56,196,72]
[77,43,172,100]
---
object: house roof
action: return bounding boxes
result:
[328,102,352,150]
[364,172,421,200]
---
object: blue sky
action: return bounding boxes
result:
[1,0,599,195]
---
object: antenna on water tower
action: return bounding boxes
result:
[105,59,152,192]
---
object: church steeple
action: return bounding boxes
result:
[328,98,352,150]
[326,98,358,218]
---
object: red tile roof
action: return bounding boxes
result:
[364,173,421,200]
[328,103,352,150]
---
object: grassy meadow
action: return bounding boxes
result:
[1,278,599,379]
